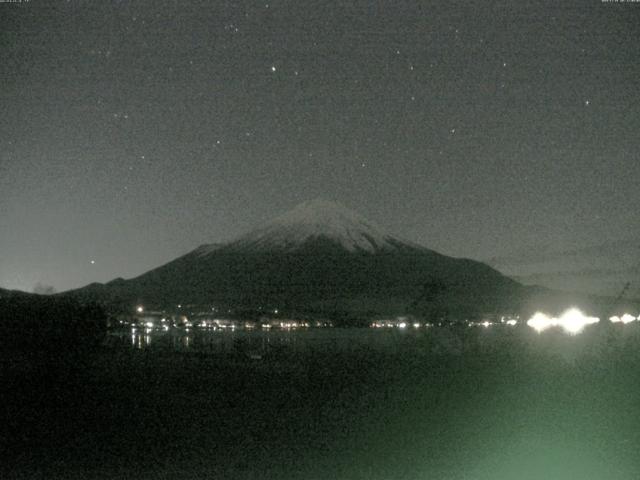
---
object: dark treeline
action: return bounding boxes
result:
[0,294,107,354]
[1,295,108,464]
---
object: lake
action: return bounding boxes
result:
[4,323,640,479]
[113,325,469,355]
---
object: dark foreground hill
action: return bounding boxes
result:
[0,293,106,353]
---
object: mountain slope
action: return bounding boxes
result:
[488,239,640,298]
[66,200,525,320]
[0,287,37,299]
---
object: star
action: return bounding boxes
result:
[271,65,276,72]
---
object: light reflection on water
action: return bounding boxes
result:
[130,329,152,348]
[115,321,640,359]
[121,327,427,354]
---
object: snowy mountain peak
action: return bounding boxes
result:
[227,199,418,253]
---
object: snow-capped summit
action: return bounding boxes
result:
[227,199,417,253]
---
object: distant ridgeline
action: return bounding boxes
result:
[61,200,638,324]
[0,290,107,354]
[60,200,527,321]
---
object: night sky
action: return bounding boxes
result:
[1,0,639,293]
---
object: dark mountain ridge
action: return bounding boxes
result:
[63,200,526,320]
[59,200,637,322]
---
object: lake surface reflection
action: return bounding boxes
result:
[117,327,432,355]
[109,321,635,360]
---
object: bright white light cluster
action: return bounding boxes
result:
[527,308,600,334]
[609,313,638,324]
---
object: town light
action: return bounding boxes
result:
[621,313,637,324]
[527,312,553,332]
[560,308,598,334]
[527,308,599,335]
[609,314,637,324]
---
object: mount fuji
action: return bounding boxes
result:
[222,199,420,254]
[68,200,525,321]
